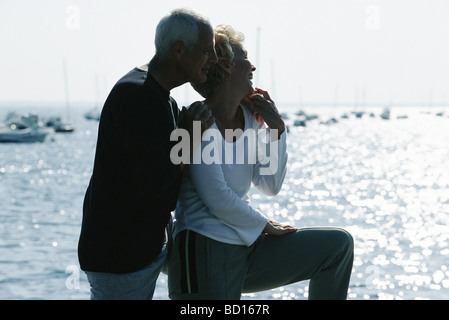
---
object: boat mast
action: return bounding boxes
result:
[255,27,261,88]
[63,58,71,124]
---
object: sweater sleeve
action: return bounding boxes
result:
[252,125,288,196]
[188,132,268,246]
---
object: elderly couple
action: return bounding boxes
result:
[78,8,353,300]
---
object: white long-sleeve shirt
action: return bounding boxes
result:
[173,105,288,246]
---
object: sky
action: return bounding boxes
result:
[1,0,449,109]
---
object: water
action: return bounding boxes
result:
[1,105,448,300]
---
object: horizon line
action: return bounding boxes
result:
[0,100,448,109]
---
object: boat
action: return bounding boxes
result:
[380,108,390,120]
[293,119,307,127]
[0,112,52,143]
[52,58,76,133]
[84,109,101,121]
[45,116,75,133]
[352,111,365,118]
[84,74,105,121]
[54,124,75,133]
[0,126,50,143]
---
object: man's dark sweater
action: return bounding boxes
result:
[78,68,182,274]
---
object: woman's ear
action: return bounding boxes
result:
[217,59,232,74]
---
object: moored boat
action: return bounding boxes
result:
[0,112,52,143]
[0,126,51,143]
[45,116,75,133]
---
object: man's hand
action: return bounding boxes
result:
[178,101,215,154]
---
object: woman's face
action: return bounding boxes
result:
[230,44,256,96]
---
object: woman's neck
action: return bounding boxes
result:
[206,85,244,125]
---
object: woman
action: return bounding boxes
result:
[167,25,354,300]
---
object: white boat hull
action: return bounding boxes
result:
[0,127,51,143]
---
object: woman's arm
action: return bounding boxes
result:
[252,129,288,196]
[244,88,288,196]
[188,138,268,246]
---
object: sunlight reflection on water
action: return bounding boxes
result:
[1,106,448,300]
[242,107,449,300]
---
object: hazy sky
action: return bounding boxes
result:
[1,0,449,108]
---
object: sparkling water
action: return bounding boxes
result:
[1,106,448,300]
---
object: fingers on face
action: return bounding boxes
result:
[250,91,273,106]
[241,96,255,109]
[255,88,271,100]
[255,88,268,98]
[251,96,272,112]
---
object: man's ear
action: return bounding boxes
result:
[172,41,187,60]
[217,59,232,74]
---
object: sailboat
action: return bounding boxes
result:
[84,109,100,121]
[0,112,51,143]
[47,59,75,133]
[380,107,391,120]
[45,116,75,133]
[84,75,101,121]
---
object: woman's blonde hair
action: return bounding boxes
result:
[192,24,245,98]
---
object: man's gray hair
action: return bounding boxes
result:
[155,8,212,57]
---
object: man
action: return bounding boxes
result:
[78,9,217,300]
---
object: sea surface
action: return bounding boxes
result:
[0,105,448,300]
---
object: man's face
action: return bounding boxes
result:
[182,26,218,84]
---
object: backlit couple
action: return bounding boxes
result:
[78,8,353,300]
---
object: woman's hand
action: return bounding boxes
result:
[262,220,298,236]
[248,88,285,135]
[241,95,263,122]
